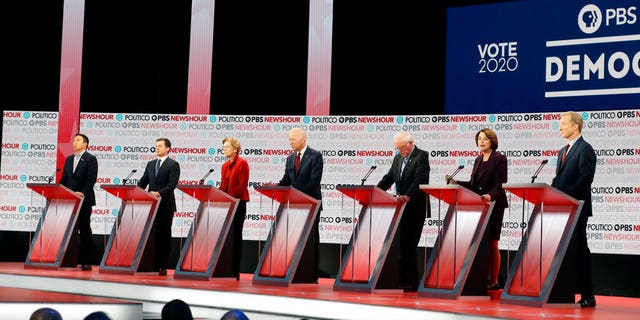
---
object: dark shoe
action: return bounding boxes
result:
[402,284,418,293]
[487,283,501,291]
[577,298,596,308]
[158,268,167,276]
[81,264,92,271]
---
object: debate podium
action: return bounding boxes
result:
[24,183,85,269]
[500,183,583,307]
[173,185,240,280]
[418,185,494,299]
[333,185,406,292]
[98,184,161,274]
[252,185,320,286]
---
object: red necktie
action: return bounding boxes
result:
[294,152,301,173]
[561,144,569,162]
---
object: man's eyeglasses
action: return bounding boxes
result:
[395,143,409,151]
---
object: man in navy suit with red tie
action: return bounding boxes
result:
[137,137,181,275]
[277,127,323,283]
[59,133,98,271]
[551,111,597,308]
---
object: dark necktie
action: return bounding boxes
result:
[294,152,301,173]
[561,144,569,163]
[155,159,162,176]
[401,157,408,175]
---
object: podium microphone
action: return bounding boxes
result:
[199,168,215,185]
[360,165,377,185]
[48,169,61,184]
[530,159,548,183]
[446,165,464,184]
[122,169,137,185]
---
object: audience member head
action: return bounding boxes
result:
[30,307,63,320]
[161,299,193,320]
[84,311,112,320]
[220,309,249,320]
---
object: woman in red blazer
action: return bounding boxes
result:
[447,128,508,290]
[220,137,250,280]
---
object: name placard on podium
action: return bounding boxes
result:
[418,184,494,299]
[24,183,84,269]
[98,184,160,274]
[501,183,582,307]
[333,185,406,292]
[252,185,320,286]
[174,185,239,280]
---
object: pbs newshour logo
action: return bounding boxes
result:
[578,4,636,34]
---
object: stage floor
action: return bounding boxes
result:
[0,262,637,320]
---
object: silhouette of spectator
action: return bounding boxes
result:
[220,309,249,320]
[84,311,112,320]
[30,307,63,320]
[161,299,193,320]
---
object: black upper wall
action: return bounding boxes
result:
[3,1,491,115]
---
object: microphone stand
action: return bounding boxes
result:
[530,159,548,183]
[446,165,465,184]
[122,169,137,185]
[48,169,61,183]
[199,168,215,185]
[360,166,377,185]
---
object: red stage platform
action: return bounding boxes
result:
[0,262,637,319]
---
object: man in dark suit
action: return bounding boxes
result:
[137,137,181,275]
[59,133,98,271]
[377,131,430,292]
[551,111,597,307]
[278,127,323,282]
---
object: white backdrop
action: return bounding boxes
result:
[2,110,639,255]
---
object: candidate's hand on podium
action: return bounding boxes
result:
[481,194,491,202]
[74,191,84,197]
[396,195,410,203]
[150,191,160,197]
[445,175,456,184]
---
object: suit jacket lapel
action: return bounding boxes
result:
[475,152,493,182]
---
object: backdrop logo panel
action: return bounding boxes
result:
[2,110,640,255]
[445,0,640,114]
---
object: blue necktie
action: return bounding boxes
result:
[155,159,161,176]
[401,157,408,175]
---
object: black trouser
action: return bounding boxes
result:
[231,200,247,275]
[155,209,173,269]
[575,212,593,299]
[73,201,94,265]
[398,202,426,287]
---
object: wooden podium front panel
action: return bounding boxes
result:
[180,202,230,272]
[425,206,484,289]
[506,207,571,297]
[28,200,77,263]
[104,202,154,267]
[339,205,396,283]
[258,203,311,277]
